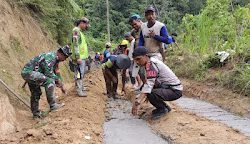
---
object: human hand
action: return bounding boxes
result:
[149,30,155,37]
[132,102,140,116]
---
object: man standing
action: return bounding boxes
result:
[129,14,143,48]
[125,32,142,89]
[131,47,182,120]
[102,54,131,99]
[119,39,129,94]
[71,17,90,97]
[102,42,112,63]
[128,14,146,84]
[139,5,174,62]
[21,46,72,119]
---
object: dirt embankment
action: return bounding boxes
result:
[1,69,106,144]
[0,0,72,136]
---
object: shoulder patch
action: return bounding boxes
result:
[146,62,157,79]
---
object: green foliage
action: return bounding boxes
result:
[166,49,207,81]
[202,55,222,68]
[179,0,250,96]
[180,0,238,54]
[220,64,250,96]
[18,0,83,45]
[79,0,207,42]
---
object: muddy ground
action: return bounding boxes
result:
[1,69,250,144]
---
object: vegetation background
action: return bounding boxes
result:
[17,0,250,95]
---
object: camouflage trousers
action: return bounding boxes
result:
[21,71,56,117]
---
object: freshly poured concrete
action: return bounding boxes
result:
[104,99,168,144]
[176,97,250,137]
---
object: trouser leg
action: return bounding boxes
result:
[121,69,126,91]
[21,71,49,116]
[43,78,56,107]
[74,63,84,95]
[147,88,182,109]
[103,69,112,96]
[129,71,136,85]
[28,83,42,116]
[111,68,118,95]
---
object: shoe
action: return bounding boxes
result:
[79,91,87,97]
[152,108,160,115]
[151,106,171,120]
[107,94,112,98]
[50,103,65,111]
[77,89,87,97]
[32,111,44,119]
[152,106,171,114]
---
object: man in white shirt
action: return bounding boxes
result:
[131,47,183,120]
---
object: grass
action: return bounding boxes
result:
[166,47,250,96]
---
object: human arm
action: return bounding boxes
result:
[101,59,117,83]
[152,26,173,44]
[72,29,82,64]
[54,64,67,94]
[132,93,147,115]
[132,62,158,116]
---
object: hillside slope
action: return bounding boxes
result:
[0,0,71,135]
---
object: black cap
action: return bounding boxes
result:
[145,5,155,13]
[116,54,131,69]
[132,46,148,58]
[58,45,72,57]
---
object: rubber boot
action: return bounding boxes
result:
[76,79,87,97]
[31,95,42,118]
[50,103,65,111]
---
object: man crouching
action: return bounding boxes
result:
[131,47,182,120]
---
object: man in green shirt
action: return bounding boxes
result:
[71,17,90,97]
[21,45,72,119]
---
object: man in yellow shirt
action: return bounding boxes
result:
[71,17,90,97]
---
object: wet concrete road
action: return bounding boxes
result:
[176,97,250,137]
[103,98,168,144]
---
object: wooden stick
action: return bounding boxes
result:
[0,79,30,108]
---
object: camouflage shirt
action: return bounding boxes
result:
[22,52,61,81]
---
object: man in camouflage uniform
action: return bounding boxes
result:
[71,17,90,97]
[21,45,72,118]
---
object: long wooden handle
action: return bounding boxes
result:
[0,79,30,108]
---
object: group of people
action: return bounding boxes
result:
[21,5,183,120]
[21,17,91,118]
[100,5,183,120]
